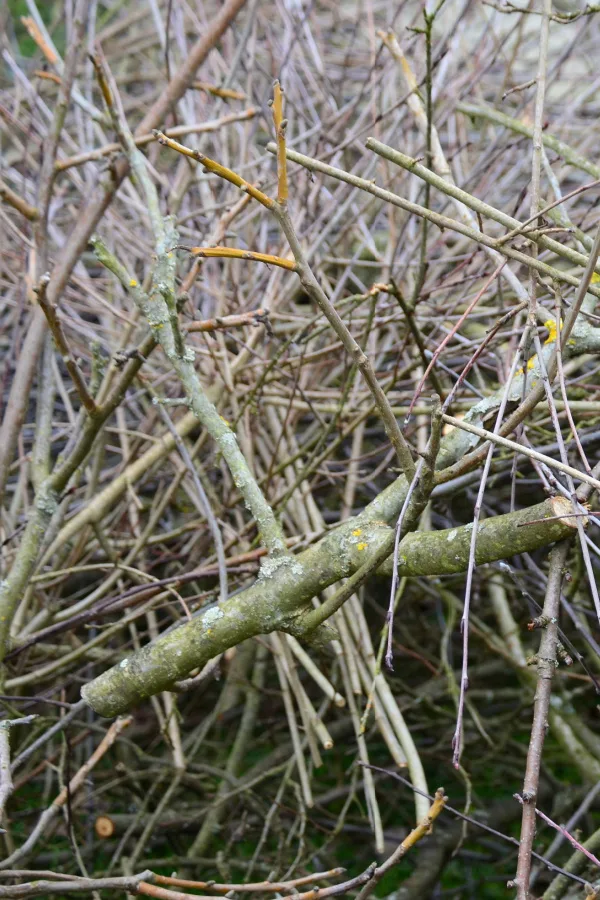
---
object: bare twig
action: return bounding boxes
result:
[512,540,572,898]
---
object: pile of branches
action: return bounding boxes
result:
[1,0,600,897]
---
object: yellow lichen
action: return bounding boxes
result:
[357,542,368,551]
[352,528,362,537]
[516,355,537,376]
[544,318,562,345]
[129,278,138,287]
[517,320,563,376]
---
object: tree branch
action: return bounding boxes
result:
[81,495,580,717]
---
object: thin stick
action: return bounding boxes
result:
[0,178,38,221]
[178,246,295,270]
[354,788,447,900]
[517,797,600,868]
[441,414,600,494]
[186,309,270,333]
[155,403,228,606]
[271,80,288,205]
[497,178,600,245]
[35,274,97,415]
[450,339,526,768]
[0,717,132,869]
[153,870,345,892]
[153,131,273,209]
[386,459,424,668]
[0,717,37,826]
[285,635,346,707]
[407,261,505,419]
[54,111,257,171]
[513,540,572,897]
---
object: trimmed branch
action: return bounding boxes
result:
[381,495,581,577]
[0,717,132,869]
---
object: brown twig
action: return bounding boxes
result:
[34,274,97,415]
[0,178,38,221]
[512,540,572,897]
[355,788,447,900]
[0,716,132,869]
[186,309,270,333]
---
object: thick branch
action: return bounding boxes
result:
[81,496,579,717]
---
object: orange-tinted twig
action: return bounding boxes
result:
[153,868,345,893]
[187,309,270,333]
[90,52,114,108]
[191,81,246,100]
[153,131,273,209]
[178,245,295,271]
[271,80,288,204]
[33,70,62,85]
[354,788,447,900]
[20,17,58,65]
